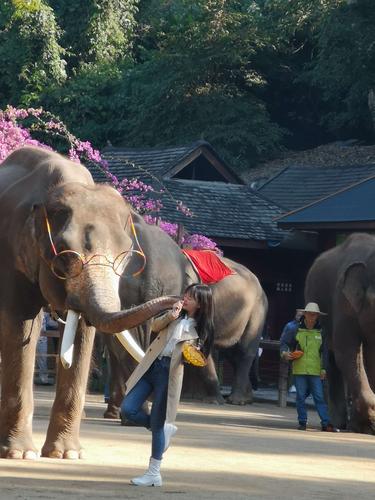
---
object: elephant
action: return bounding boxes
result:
[101,218,268,419]
[305,232,375,434]
[0,146,176,459]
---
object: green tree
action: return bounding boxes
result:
[41,0,285,169]
[0,0,66,106]
[41,61,127,146]
[114,0,284,169]
[246,1,340,148]
[303,0,375,140]
[50,0,138,72]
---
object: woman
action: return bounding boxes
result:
[121,283,215,487]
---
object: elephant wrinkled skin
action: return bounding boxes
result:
[0,147,175,459]
[305,233,375,434]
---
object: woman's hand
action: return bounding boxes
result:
[171,300,183,319]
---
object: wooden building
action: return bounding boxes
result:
[276,172,375,249]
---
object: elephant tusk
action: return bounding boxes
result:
[115,330,145,363]
[60,310,80,369]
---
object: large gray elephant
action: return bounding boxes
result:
[305,233,375,434]
[0,146,176,459]
[102,218,268,418]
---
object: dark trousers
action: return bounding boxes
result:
[121,357,170,460]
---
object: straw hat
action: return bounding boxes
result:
[297,302,327,316]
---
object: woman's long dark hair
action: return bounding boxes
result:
[183,283,215,357]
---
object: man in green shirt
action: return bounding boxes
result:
[280,302,338,432]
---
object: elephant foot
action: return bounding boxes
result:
[349,399,375,435]
[41,440,85,459]
[104,407,120,419]
[349,418,375,435]
[0,438,38,460]
[182,390,225,404]
[200,394,226,405]
[226,392,253,406]
[187,393,225,405]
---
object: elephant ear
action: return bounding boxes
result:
[15,204,42,283]
[342,262,368,313]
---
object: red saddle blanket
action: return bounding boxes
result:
[182,249,235,284]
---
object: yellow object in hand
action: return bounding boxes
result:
[182,342,207,367]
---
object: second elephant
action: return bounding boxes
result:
[305,233,375,434]
[103,216,268,418]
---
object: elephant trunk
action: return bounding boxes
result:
[66,265,177,334]
[86,296,177,334]
[60,297,173,369]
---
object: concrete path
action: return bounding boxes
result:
[0,388,374,499]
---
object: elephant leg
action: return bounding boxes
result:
[0,314,42,459]
[200,354,225,404]
[226,318,262,405]
[327,350,348,429]
[182,354,225,404]
[363,340,375,393]
[226,347,255,405]
[226,300,266,405]
[105,372,124,419]
[333,319,375,434]
[41,322,96,458]
[103,338,125,419]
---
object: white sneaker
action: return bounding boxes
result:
[131,457,162,487]
[164,422,177,452]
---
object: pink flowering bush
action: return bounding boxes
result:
[143,216,178,238]
[143,217,221,253]
[0,107,50,160]
[0,105,220,251]
[0,106,164,213]
[183,233,221,252]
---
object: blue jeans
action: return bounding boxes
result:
[294,375,330,427]
[121,357,170,460]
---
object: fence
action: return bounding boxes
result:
[34,329,60,381]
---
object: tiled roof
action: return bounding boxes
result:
[277,174,375,227]
[98,140,241,184]
[98,143,199,183]
[258,164,375,211]
[90,144,287,243]
[159,179,286,241]
[242,141,375,185]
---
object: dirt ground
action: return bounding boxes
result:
[0,388,374,500]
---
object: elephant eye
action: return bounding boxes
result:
[51,251,84,280]
[49,207,71,231]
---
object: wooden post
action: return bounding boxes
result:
[278,359,289,407]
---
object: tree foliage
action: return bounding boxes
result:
[1,0,375,171]
[304,0,375,139]
[41,61,126,146]
[114,0,284,168]
[0,0,66,106]
[49,0,138,72]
